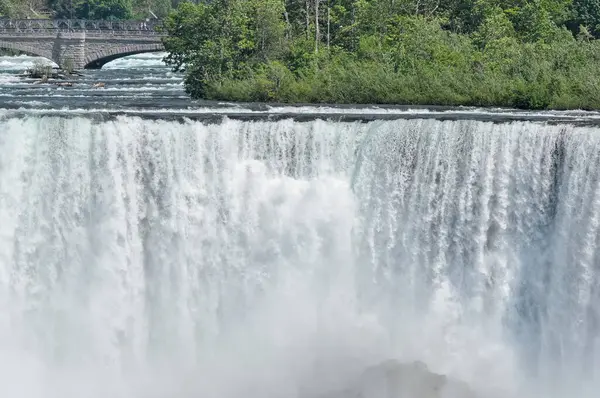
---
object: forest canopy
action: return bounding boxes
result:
[162,0,600,109]
[0,0,182,19]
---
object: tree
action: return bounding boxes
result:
[162,1,224,96]
[48,0,72,18]
[133,0,172,18]
[472,5,516,48]
[1,0,47,17]
[0,0,13,17]
[250,0,286,59]
[572,0,600,33]
[163,0,286,96]
[49,0,134,19]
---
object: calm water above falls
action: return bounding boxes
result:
[1,54,600,398]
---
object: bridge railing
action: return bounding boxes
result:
[0,19,164,35]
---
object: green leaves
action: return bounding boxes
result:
[163,0,287,95]
[573,0,600,33]
[47,0,171,19]
[49,0,133,19]
[0,0,11,17]
[87,0,133,19]
[472,6,516,48]
[132,0,172,18]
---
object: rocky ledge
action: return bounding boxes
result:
[21,65,84,84]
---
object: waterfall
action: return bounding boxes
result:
[0,115,599,398]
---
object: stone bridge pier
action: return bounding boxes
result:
[0,19,165,70]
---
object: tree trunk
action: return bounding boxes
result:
[284,10,291,40]
[305,0,310,39]
[315,0,319,53]
[327,4,330,49]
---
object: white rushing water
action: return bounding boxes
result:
[102,52,170,70]
[0,115,599,398]
[0,53,187,111]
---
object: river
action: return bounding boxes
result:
[1,53,600,398]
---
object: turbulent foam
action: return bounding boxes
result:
[0,55,56,70]
[103,52,169,69]
[0,116,599,398]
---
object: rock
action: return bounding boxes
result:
[22,67,81,82]
[316,360,477,398]
[33,75,48,84]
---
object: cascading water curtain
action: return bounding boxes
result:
[0,115,599,398]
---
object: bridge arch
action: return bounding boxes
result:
[84,43,165,69]
[0,41,55,65]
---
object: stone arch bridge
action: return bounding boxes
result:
[0,19,165,70]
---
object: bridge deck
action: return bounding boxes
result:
[0,19,164,36]
[0,19,165,69]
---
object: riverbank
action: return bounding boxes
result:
[206,36,600,110]
[187,28,600,110]
[163,1,600,111]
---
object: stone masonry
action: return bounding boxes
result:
[0,20,164,70]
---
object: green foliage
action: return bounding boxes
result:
[0,0,9,17]
[163,0,286,97]
[86,0,133,19]
[2,0,173,19]
[163,0,600,109]
[47,0,71,18]
[132,0,171,18]
[472,6,516,48]
[1,0,48,18]
[49,0,133,19]
[573,0,600,34]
